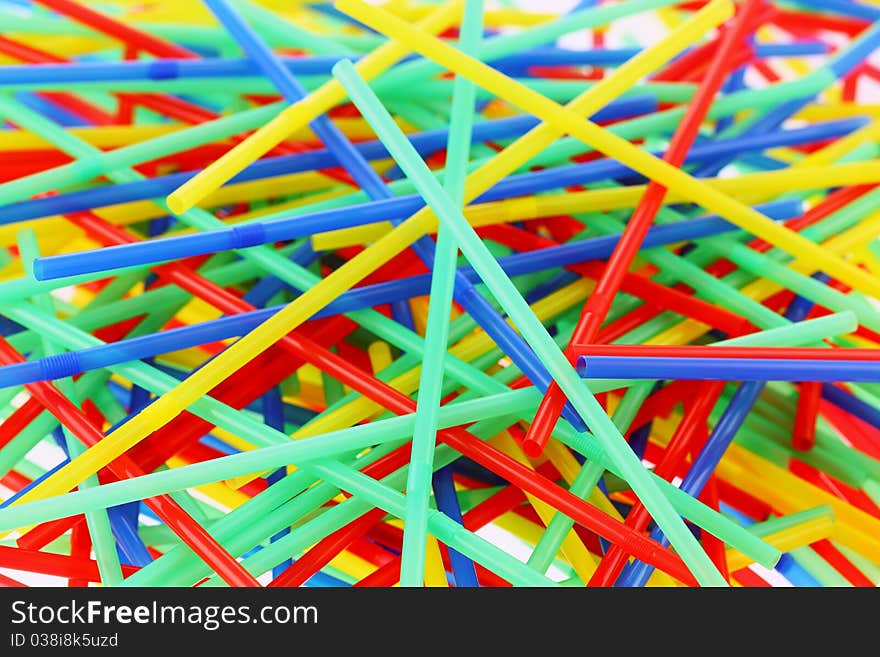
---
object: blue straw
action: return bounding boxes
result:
[242,240,321,308]
[0,55,351,85]
[696,21,880,177]
[106,504,153,567]
[493,41,829,74]
[0,457,69,508]
[797,0,880,24]
[1,110,580,223]
[776,553,823,586]
[822,384,880,432]
[34,199,801,298]
[714,52,748,134]
[615,271,827,586]
[202,0,389,197]
[787,273,832,321]
[13,91,88,127]
[576,356,880,382]
[48,427,151,566]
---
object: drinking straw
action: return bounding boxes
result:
[0,40,830,87]
[1,99,660,225]
[165,0,465,214]
[310,153,874,250]
[400,0,484,587]
[572,345,880,360]
[0,333,261,586]
[33,0,199,58]
[0,285,751,582]
[332,58,727,585]
[724,506,836,572]
[431,465,480,587]
[13,232,122,586]
[0,56,350,84]
[274,167,852,580]
[36,149,850,278]
[0,99,291,206]
[527,382,654,575]
[0,400,668,584]
[201,0,387,199]
[614,276,845,586]
[0,282,776,576]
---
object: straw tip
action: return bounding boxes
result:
[166,193,189,215]
[521,438,546,459]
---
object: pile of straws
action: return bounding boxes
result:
[0,0,878,589]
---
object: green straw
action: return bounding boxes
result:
[790,546,852,587]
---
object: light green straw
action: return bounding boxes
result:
[331,58,727,587]
[126,441,405,586]
[747,505,834,539]
[400,0,484,587]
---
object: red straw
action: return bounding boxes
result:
[0,545,139,582]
